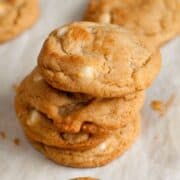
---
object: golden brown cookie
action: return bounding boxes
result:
[38,22,161,98]
[84,0,180,50]
[28,115,140,168]
[15,68,144,133]
[0,0,39,43]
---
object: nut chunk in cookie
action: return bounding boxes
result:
[38,22,161,98]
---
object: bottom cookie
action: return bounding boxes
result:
[28,115,140,168]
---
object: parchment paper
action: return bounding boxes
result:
[0,1,180,180]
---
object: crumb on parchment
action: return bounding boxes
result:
[0,131,6,139]
[151,94,175,117]
[13,138,20,146]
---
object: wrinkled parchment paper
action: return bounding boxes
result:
[0,1,180,180]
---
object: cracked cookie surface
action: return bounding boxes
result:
[15,68,144,132]
[0,0,39,43]
[84,0,180,50]
[38,22,161,98]
[28,115,140,168]
[15,68,144,150]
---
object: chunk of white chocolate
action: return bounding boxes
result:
[27,110,39,126]
[98,142,107,151]
[99,13,111,23]
[79,66,94,79]
[57,26,68,37]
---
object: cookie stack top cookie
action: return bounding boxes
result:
[38,22,161,98]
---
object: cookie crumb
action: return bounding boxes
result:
[0,131,6,139]
[13,138,20,146]
[151,94,175,117]
[70,177,99,180]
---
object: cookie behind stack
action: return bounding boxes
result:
[84,0,180,51]
[0,0,39,43]
[15,22,161,168]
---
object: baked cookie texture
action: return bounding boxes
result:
[15,68,144,133]
[15,22,161,168]
[0,0,39,43]
[84,0,180,50]
[38,22,161,98]
[15,68,143,150]
[28,115,140,168]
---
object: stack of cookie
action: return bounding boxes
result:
[15,22,161,168]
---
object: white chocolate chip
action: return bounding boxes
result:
[57,26,68,37]
[99,13,111,23]
[27,110,39,126]
[98,142,107,151]
[79,66,94,79]
[33,74,43,82]
[0,3,7,15]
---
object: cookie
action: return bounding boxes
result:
[15,68,144,133]
[0,0,39,43]
[28,115,140,168]
[84,0,180,50]
[38,22,161,98]
[19,108,109,151]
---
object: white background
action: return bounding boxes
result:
[0,0,180,180]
